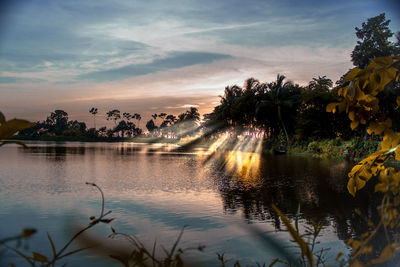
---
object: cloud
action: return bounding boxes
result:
[1,0,397,125]
[0,75,44,83]
[77,51,232,82]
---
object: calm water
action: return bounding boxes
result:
[0,142,376,266]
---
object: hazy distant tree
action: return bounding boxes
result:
[89,107,98,129]
[133,113,141,128]
[85,128,98,138]
[123,112,132,121]
[115,120,129,137]
[98,126,107,137]
[158,113,167,125]
[146,119,157,134]
[68,120,87,134]
[106,109,121,125]
[106,129,114,138]
[351,13,400,68]
[175,107,201,137]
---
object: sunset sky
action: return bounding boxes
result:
[1,0,399,128]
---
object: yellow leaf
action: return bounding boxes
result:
[0,119,35,140]
[350,260,364,267]
[0,112,5,124]
[370,243,396,265]
[348,81,356,98]
[349,111,355,121]
[372,56,393,66]
[365,60,377,72]
[326,103,338,113]
[22,228,36,238]
[345,68,362,82]
[32,252,48,263]
[396,96,400,106]
[348,178,357,197]
[272,204,314,265]
[395,149,400,161]
[379,67,397,88]
[361,79,369,89]
[335,252,343,261]
[374,183,387,193]
[350,120,359,130]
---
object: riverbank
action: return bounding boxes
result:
[286,138,379,161]
[13,134,381,162]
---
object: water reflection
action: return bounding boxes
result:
[0,142,390,265]
[208,152,390,263]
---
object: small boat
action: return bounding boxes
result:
[274,145,287,155]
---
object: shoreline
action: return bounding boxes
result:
[12,135,383,162]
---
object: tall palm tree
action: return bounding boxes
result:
[89,107,98,129]
[261,74,295,143]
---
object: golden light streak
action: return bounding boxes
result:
[203,132,264,186]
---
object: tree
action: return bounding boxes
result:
[133,113,141,129]
[351,13,400,68]
[296,76,347,139]
[106,109,121,125]
[114,120,128,137]
[258,74,298,143]
[308,76,332,91]
[46,110,69,135]
[123,112,132,121]
[89,107,98,129]
[98,126,107,137]
[146,119,157,134]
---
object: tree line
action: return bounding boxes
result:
[204,13,400,144]
[18,106,201,141]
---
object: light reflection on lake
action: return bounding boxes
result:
[0,141,376,266]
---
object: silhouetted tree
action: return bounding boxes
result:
[351,13,400,68]
[106,109,121,125]
[133,113,141,129]
[123,112,132,121]
[46,110,69,135]
[89,107,98,129]
[146,119,158,134]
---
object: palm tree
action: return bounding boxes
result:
[261,74,295,143]
[89,107,98,129]
[134,113,141,128]
[123,112,132,121]
[106,109,121,125]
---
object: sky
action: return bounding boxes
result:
[0,0,399,128]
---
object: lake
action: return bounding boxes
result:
[0,141,376,266]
